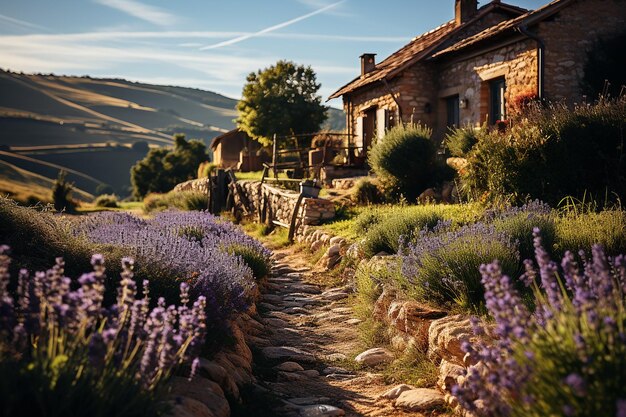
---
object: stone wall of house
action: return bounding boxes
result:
[232,180,335,235]
[538,0,626,104]
[437,39,537,126]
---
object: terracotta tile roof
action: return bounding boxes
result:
[433,0,572,57]
[327,21,457,100]
[327,1,534,100]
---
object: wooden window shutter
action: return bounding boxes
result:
[376,108,387,140]
[356,116,364,149]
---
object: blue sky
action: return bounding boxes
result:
[0,0,547,107]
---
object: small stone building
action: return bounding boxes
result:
[329,0,626,147]
[210,129,265,172]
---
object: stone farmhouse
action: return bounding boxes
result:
[328,0,626,150]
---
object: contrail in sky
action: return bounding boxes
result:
[199,0,346,51]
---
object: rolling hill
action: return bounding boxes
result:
[0,70,345,199]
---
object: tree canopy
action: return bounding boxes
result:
[236,60,328,148]
[130,134,208,199]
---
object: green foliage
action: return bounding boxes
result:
[554,210,626,256]
[197,161,218,178]
[0,320,169,417]
[362,209,442,257]
[509,274,626,417]
[581,31,626,98]
[95,183,115,196]
[351,178,385,205]
[236,60,328,148]
[494,212,557,260]
[94,194,120,208]
[131,140,150,154]
[51,170,75,212]
[225,244,271,280]
[403,230,520,313]
[444,125,480,157]
[460,99,626,204]
[143,191,208,213]
[368,123,436,200]
[131,134,208,199]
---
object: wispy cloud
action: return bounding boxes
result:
[0,31,407,44]
[0,13,49,32]
[93,0,178,26]
[199,0,347,50]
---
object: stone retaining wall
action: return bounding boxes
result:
[174,178,210,194]
[232,180,335,235]
[170,282,263,417]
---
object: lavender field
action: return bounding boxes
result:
[0,199,271,416]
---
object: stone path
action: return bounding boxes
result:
[246,247,438,417]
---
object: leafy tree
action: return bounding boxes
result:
[131,134,208,199]
[236,60,328,148]
[52,170,75,212]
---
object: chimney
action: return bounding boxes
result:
[360,53,376,77]
[455,0,478,25]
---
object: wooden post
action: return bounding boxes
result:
[215,169,227,213]
[207,172,214,213]
[288,193,305,243]
[271,133,277,179]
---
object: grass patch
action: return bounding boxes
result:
[554,209,626,256]
[143,190,208,213]
[383,345,439,388]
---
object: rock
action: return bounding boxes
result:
[170,396,215,417]
[311,240,324,253]
[324,353,347,361]
[327,244,341,257]
[299,404,345,417]
[288,397,331,406]
[325,373,355,380]
[274,361,305,372]
[259,302,282,311]
[284,306,310,315]
[394,388,445,412]
[278,371,306,382]
[354,348,394,367]
[428,315,474,365]
[262,294,283,304]
[245,334,271,348]
[299,369,320,378]
[417,188,440,204]
[169,376,230,417]
[378,384,415,400]
[438,359,466,391]
[345,318,362,325]
[391,301,447,349]
[322,291,349,301]
[265,317,289,328]
[372,287,396,321]
[345,242,364,261]
[321,366,352,375]
[329,236,345,246]
[196,359,240,399]
[262,346,316,363]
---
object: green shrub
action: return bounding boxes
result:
[444,125,480,157]
[368,123,436,200]
[555,210,626,256]
[94,194,120,208]
[52,170,75,212]
[226,244,271,280]
[351,177,385,205]
[353,210,384,235]
[144,191,208,213]
[362,209,442,257]
[401,223,520,313]
[197,161,218,179]
[494,212,557,260]
[460,99,626,204]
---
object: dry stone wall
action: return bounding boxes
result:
[232,180,335,235]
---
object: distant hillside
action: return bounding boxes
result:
[0,70,345,198]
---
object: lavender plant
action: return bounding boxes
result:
[73,211,270,330]
[400,221,519,312]
[0,246,205,417]
[453,229,626,417]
